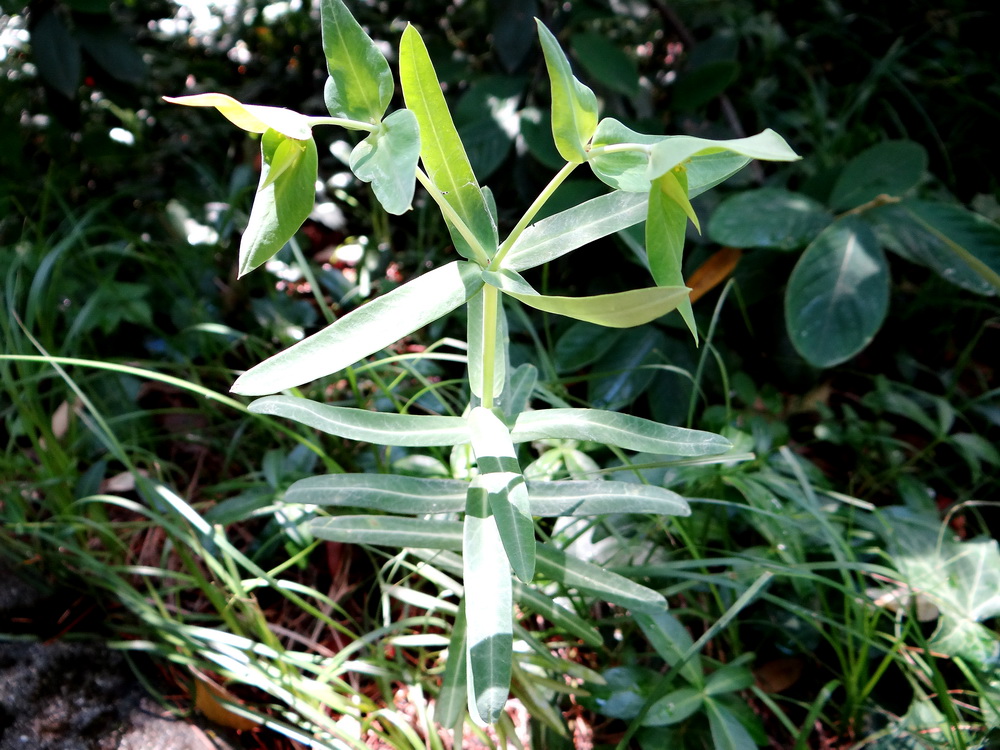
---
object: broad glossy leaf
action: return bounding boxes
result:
[399,24,497,261]
[704,697,757,750]
[231,261,483,394]
[673,60,740,112]
[483,268,690,328]
[349,109,420,215]
[309,515,462,549]
[249,396,469,446]
[535,20,598,163]
[570,31,639,96]
[708,188,832,251]
[535,543,666,614]
[503,191,648,272]
[511,408,732,456]
[286,474,467,512]
[513,583,603,647]
[437,600,468,727]
[785,217,889,367]
[467,288,507,401]
[635,610,704,685]
[76,24,146,84]
[870,200,1000,295]
[239,130,318,277]
[589,118,662,192]
[320,0,392,122]
[587,326,665,410]
[464,486,513,724]
[644,687,704,726]
[829,140,927,211]
[163,94,312,140]
[648,129,799,182]
[647,171,697,340]
[31,10,81,98]
[469,407,534,582]
[554,321,619,373]
[528,480,689,517]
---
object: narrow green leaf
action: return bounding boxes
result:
[164,94,313,140]
[469,407,535,582]
[535,20,598,163]
[500,363,537,422]
[399,24,497,261]
[635,611,704,685]
[239,130,318,277]
[349,109,420,215]
[309,515,463,549]
[644,687,704,726]
[785,216,889,367]
[513,583,603,648]
[529,481,689,517]
[647,171,697,341]
[704,697,758,750]
[464,486,513,724]
[829,140,928,212]
[535,543,667,615]
[320,0,392,122]
[248,395,469,446]
[286,474,467,513]
[704,664,754,696]
[437,600,468,727]
[707,188,833,251]
[483,268,690,328]
[588,326,664,410]
[648,129,799,181]
[503,191,648,272]
[511,408,732,456]
[467,288,507,401]
[231,260,483,395]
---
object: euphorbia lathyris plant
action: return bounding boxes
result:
[167,0,798,729]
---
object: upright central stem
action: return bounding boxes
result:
[480,283,500,409]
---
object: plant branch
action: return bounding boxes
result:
[414,167,492,267]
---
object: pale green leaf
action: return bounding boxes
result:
[647,171,697,341]
[286,474,467,513]
[785,217,889,367]
[528,480,689,517]
[535,543,666,614]
[535,20,598,163]
[320,0,392,122]
[483,268,690,328]
[503,191,648,272]
[511,408,732,456]
[239,130,318,277]
[349,109,420,215]
[648,129,799,181]
[248,395,469,446]
[464,486,513,724]
[437,600,468,727]
[163,94,312,140]
[399,24,497,261]
[309,515,463,549]
[231,260,483,395]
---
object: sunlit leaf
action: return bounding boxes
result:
[648,129,799,181]
[349,108,420,214]
[483,268,690,328]
[647,170,697,340]
[785,217,889,367]
[239,130,318,277]
[511,408,732,456]
[320,0,392,121]
[535,20,598,163]
[163,93,312,140]
[231,261,483,394]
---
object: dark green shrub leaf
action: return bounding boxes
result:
[490,0,538,72]
[672,60,739,112]
[320,0,392,122]
[708,188,833,251]
[535,20,598,163]
[829,140,928,211]
[785,217,889,367]
[644,686,704,726]
[349,109,420,215]
[554,321,618,373]
[570,31,640,96]
[870,199,1000,295]
[239,130,318,277]
[581,666,658,719]
[588,327,666,410]
[76,24,146,84]
[635,611,704,685]
[704,697,757,750]
[32,10,81,98]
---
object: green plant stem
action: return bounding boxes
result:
[306,115,378,132]
[585,142,651,159]
[480,284,500,408]
[413,168,491,266]
[489,160,579,270]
